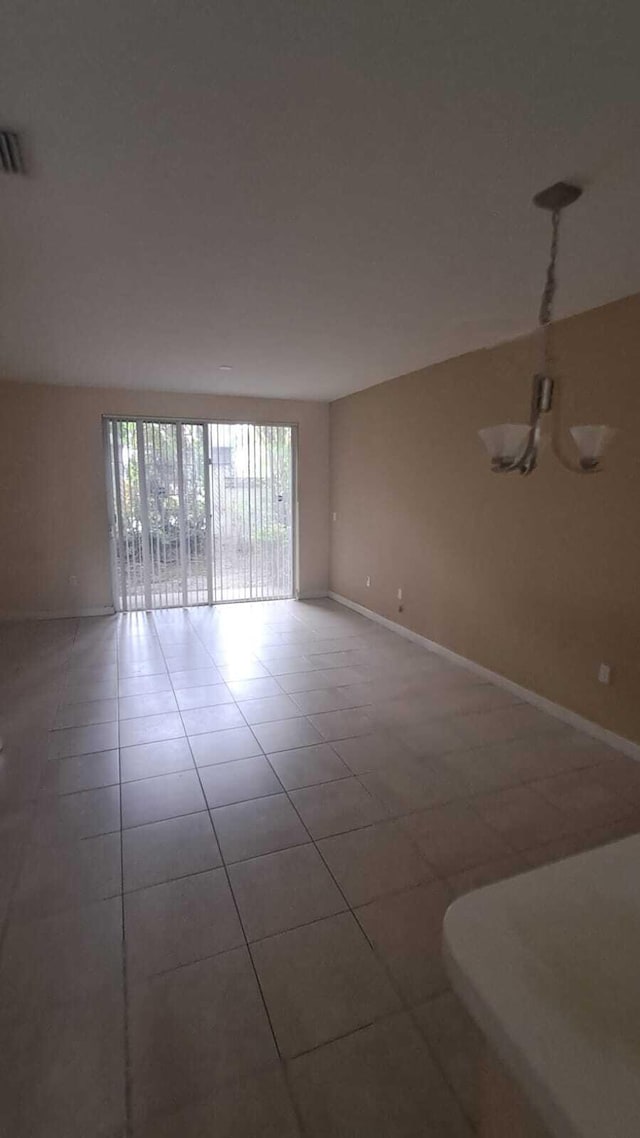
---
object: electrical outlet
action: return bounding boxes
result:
[365,576,371,588]
[332,512,337,522]
[598,663,611,685]
[397,588,403,601]
[69,575,78,587]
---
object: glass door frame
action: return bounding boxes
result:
[103,414,299,612]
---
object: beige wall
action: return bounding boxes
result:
[0,383,330,616]
[330,293,640,744]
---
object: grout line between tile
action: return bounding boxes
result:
[160,616,290,1070]
[115,624,134,1138]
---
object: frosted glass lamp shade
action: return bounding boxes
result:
[569,425,617,467]
[478,423,530,463]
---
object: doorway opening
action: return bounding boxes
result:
[105,418,295,611]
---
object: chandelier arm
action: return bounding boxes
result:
[490,372,549,473]
[550,438,600,475]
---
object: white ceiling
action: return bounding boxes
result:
[2,0,640,401]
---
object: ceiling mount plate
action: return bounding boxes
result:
[0,129,25,174]
[533,181,583,211]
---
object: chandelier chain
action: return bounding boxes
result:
[537,206,560,375]
[539,207,560,327]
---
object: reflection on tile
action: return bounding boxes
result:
[331,732,414,774]
[306,650,364,670]
[190,726,263,767]
[268,744,351,790]
[238,694,301,725]
[170,667,223,689]
[30,785,121,845]
[132,1069,300,1138]
[308,708,374,742]
[129,948,278,1120]
[13,832,122,917]
[40,749,120,795]
[123,811,221,891]
[122,770,205,829]
[63,679,119,704]
[120,737,194,782]
[359,758,458,815]
[0,980,125,1138]
[436,744,524,797]
[290,778,388,839]
[532,767,632,829]
[212,794,309,863]
[54,698,117,729]
[403,802,512,873]
[119,673,173,698]
[49,721,118,759]
[289,1013,472,1138]
[174,683,234,711]
[453,704,558,748]
[119,691,178,720]
[355,882,452,1003]
[229,843,345,940]
[587,756,640,804]
[219,661,270,682]
[251,912,400,1057]
[166,653,215,673]
[120,712,185,748]
[277,671,336,694]
[415,992,484,1126]
[125,868,244,977]
[265,657,319,676]
[181,703,246,736]
[291,687,367,715]
[200,755,282,808]
[447,854,529,897]
[472,785,572,851]
[119,659,167,679]
[522,821,640,869]
[317,819,434,907]
[0,896,123,1007]
[252,717,323,754]
[227,677,283,701]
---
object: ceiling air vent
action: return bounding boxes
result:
[0,130,25,174]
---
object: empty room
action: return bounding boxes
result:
[2,2,640,1136]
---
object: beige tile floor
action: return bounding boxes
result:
[2,598,640,1137]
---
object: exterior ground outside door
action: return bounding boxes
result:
[105,417,295,611]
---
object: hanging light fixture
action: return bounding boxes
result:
[478,182,617,475]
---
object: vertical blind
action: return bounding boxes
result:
[106,418,294,610]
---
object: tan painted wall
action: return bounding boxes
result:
[0,383,330,616]
[330,294,640,744]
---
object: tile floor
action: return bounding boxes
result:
[2,598,640,1137]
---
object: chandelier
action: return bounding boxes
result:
[478,182,617,475]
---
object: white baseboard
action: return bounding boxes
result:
[296,590,330,600]
[328,591,640,761]
[0,605,116,621]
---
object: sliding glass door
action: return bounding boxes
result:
[105,418,295,610]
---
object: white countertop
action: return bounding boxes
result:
[443,835,640,1138]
